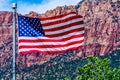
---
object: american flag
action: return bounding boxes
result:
[18,12,84,54]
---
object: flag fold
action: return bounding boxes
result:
[18,12,84,54]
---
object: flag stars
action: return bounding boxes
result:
[26,31,29,34]
[18,16,45,37]
[18,20,21,23]
[26,24,29,26]
[24,26,27,28]
[19,29,22,32]
[24,33,26,36]
[20,34,22,36]
[21,31,24,34]
[24,29,27,32]
[19,25,21,28]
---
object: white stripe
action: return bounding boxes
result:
[18,31,84,40]
[40,13,76,24]
[42,18,83,29]
[19,37,84,46]
[45,24,84,35]
[19,42,83,52]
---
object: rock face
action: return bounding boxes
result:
[0,0,120,72]
[25,5,76,18]
[0,11,13,24]
[77,0,120,57]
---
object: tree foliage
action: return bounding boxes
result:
[66,57,120,80]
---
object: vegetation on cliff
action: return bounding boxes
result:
[12,50,120,79]
[65,56,120,80]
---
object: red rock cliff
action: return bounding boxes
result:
[0,0,120,68]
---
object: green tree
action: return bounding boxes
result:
[66,57,120,80]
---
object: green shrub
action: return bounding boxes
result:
[66,57,120,80]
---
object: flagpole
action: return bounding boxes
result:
[12,3,17,80]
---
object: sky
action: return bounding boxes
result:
[0,0,81,14]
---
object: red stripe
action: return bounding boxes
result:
[19,12,84,54]
[19,40,84,48]
[41,15,82,26]
[46,27,84,37]
[40,12,81,21]
[19,46,83,54]
[19,33,84,43]
[44,21,84,32]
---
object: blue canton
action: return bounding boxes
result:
[18,16,45,37]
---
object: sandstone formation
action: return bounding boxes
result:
[77,0,120,57]
[0,0,120,76]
